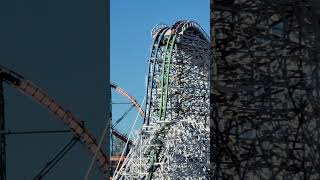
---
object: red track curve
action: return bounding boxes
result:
[0,66,109,177]
[110,83,144,117]
[110,83,145,145]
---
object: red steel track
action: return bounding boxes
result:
[0,66,145,178]
[110,82,145,146]
[0,66,109,177]
[110,83,144,117]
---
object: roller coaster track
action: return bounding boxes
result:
[110,82,145,146]
[0,65,109,177]
[144,26,173,180]
[114,20,210,179]
[110,83,144,117]
[144,21,208,125]
[148,21,210,179]
[158,34,176,123]
[211,0,320,179]
[115,23,171,179]
[0,66,144,178]
[111,83,144,118]
[146,29,177,180]
[144,25,170,125]
[110,82,148,180]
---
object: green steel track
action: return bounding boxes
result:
[113,20,209,179]
[159,34,176,122]
[147,33,177,180]
[145,27,170,125]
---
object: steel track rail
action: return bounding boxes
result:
[0,66,109,177]
[144,27,170,125]
[114,20,209,179]
[110,82,146,145]
[111,83,144,117]
[145,21,209,179]
[146,33,176,180]
[113,26,170,179]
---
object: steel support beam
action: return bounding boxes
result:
[0,81,6,180]
[211,0,320,179]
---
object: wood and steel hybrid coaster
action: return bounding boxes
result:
[113,21,210,179]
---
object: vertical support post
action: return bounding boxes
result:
[109,83,113,175]
[0,81,6,180]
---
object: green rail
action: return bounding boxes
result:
[159,34,176,121]
[146,33,177,180]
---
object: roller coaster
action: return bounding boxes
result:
[113,21,210,179]
[0,20,210,179]
[0,65,110,179]
[211,0,320,179]
[0,65,144,179]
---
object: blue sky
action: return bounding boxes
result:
[110,0,209,135]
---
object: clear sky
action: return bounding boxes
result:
[110,0,209,136]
